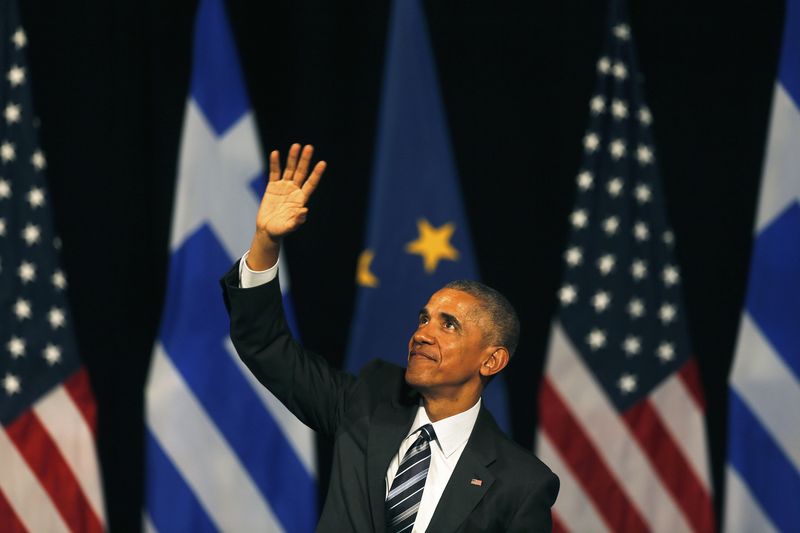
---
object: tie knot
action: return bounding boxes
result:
[418,424,435,443]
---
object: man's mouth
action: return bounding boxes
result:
[410,349,436,361]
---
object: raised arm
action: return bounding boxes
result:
[223,143,357,436]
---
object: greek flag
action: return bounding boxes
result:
[723,1,800,531]
[143,0,316,530]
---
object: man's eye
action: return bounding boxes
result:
[419,316,429,325]
[444,321,455,330]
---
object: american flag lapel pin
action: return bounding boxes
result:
[470,478,483,487]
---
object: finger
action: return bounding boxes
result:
[301,160,326,198]
[282,143,301,181]
[294,145,314,186]
[268,150,281,182]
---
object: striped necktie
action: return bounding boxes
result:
[385,424,437,533]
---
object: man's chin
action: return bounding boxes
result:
[404,367,427,389]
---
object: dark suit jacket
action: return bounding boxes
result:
[221,264,559,532]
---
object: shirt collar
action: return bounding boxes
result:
[407,398,482,459]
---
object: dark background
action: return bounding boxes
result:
[19,0,785,530]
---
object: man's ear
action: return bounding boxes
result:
[479,347,510,378]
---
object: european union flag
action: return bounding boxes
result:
[346,0,510,432]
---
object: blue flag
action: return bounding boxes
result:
[143,0,316,531]
[724,1,800,531]
[345,0,510,432]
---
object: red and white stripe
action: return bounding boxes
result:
[537,322,714,533]
[0,369,106,533]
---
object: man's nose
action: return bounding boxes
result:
[413,325,434,344]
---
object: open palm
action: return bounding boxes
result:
[256,144,326,240]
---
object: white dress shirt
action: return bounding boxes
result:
[385,399,481,533]
[238,251,483,532]
[239,250,279,288]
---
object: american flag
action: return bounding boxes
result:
[0,2,106,532]
[535,1,716,531]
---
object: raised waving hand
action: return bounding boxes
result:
[247,143,326,270]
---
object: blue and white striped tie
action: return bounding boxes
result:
[385,424,436,533]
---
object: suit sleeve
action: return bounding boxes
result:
[506,470,560,533]
[220,261,357,437]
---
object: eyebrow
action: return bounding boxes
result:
[418,308,463,332]
[440,312,463,332]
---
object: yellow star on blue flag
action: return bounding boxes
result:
[405,219,460,274]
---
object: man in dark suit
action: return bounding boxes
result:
[222,144,559,532]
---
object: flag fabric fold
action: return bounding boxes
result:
[535,1,715,531]
[723,1,800,531]
[1,1,107,530]
[345,0,511,433]
[143,0,316,531]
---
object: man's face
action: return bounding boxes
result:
[405,288,492,398]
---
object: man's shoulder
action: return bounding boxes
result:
[476,412,556,487]
[356,358,405,380]
[492,431,554,479]
[486,429,560,516]
[349,359,415,405]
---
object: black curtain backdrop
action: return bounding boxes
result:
[19,0,784,530]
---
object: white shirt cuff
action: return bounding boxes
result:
[239,250,279,288]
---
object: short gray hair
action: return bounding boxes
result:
[442,280,520,357]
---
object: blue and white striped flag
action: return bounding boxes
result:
[724,1,800,531]
[143,0,316,531]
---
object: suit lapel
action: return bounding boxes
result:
[367,394,418,532]
[426,405,498,533]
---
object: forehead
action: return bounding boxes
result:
[423,288,482,320]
